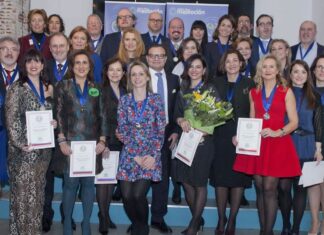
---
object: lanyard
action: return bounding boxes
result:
[299,41,315,61]
[73,78,88,106]
[53,62,68,82]
[0,64,18,86]
[226,74,242,102]
[262,84,277,113]
[257,38,271,55]
[27,78,45,105]
[31,33,46,51]
[217,38,230,55]
[132,93,148,126]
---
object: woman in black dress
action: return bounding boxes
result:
[210,49,254,235]
[174,54,219,235]
[96,57,127,234]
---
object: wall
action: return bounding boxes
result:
[30,0,92,36]
[254,0,323,46]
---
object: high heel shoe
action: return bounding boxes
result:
[215,217,227,235]
[199,217,205,231]
[308,220,320,235]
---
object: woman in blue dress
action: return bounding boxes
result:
[280,60,322,235]
[117,61,166,235]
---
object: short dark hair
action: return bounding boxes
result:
[218,49,246,74]
[256,14,273,26]
[145,43,167,56]
[67,49,94,82]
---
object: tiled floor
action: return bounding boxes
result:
[0,219,309,235]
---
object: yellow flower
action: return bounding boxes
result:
[193,91,203,102]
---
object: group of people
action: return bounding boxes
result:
[0,5,324,235]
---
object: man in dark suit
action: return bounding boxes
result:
[167,17,185,60]
[0,36,20,214]
[100,8,136,63]
[142,12,175,74]
[146,44,180,233]
[250,14,273,68]
[291,20,324,66]
[42,32,71,233]
[237,14,256,40]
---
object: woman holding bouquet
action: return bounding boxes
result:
[210,49,254,235]
[174,54,220,235]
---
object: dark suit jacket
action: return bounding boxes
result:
[291,42,324,61]
[212,75,255,122]
[18,34,52,65]
[0,74,6,128]
[142,32,176,74]
[100,32,121,64]
[250,38,261,69]
[164,71,180,137]
[205,41,224,77]
[45,59,69,86]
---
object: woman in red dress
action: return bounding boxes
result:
[233,54,301,235]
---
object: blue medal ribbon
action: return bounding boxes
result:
[0,64,18,85]
[73,78,88,106]
[151,34,162,44]
[262,84,277,114]
[53,62,68,82]
[244,62,251,78]
[217,38,230,55]
[169,43,177,57]
[132,92,148,126]
[92,34,103,51]
[27,77,45,105]
[192,80,203,91]
[31,33,46,51]
[299,41,315,61]
[226,74,242,102]
[257,38,271,55]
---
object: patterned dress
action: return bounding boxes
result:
[117,93,166,182]
[5,81,53,235]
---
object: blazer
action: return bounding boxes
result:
[100,32,121,64]
[205,41,224,77]
[213,75,255,122]
[291,42,324,61]
[18,34,52,65]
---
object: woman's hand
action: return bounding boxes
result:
[50,119,57,129]
[142,155,155,170]
[177,118,191,133]
[59,142,72,156]
[314,150,323,165]
[22,145,32,152]
[232,135,238,146]
[102,147,110,159]
[96,141,106,155]
[260,128,280,138]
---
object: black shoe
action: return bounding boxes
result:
[98,212,108,234]
[72,219,76,231]
[42,220,52,233]
[126,224,133,233]
[108,218,117,229]
[240,195,249,206]
[172,187,181,204]
[151,220,172,233]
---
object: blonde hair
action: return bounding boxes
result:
[254,54,287,90]
[126,60,152,93]
[117,28,145,64]
[269,39,291,73]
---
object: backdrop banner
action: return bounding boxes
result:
[104,1,166,35]
[165,2,228,41]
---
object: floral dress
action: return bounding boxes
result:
[117,92,166,182]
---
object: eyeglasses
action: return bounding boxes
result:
[149,19,163,23]
[147,54,166,59]
[258,22,273,27]
[0,47,19,53]
[117,15,133,20]
[316,65,324,71]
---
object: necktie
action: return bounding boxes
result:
[152,35,156,43]
[156,72,165,104]
[5,70,12,85]
[58,63,63,72]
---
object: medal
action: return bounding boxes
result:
[173,57,179,62]
[263,112,270,120]
[132,93,148,129]
[262,84,277,120]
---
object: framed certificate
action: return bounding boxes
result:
[70,141,96,177]
[236,118,263,156]
[26,110,55,150]
[175,129,203,166]
[95,151,120,184]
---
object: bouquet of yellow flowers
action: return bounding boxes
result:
[183,89,233,134]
